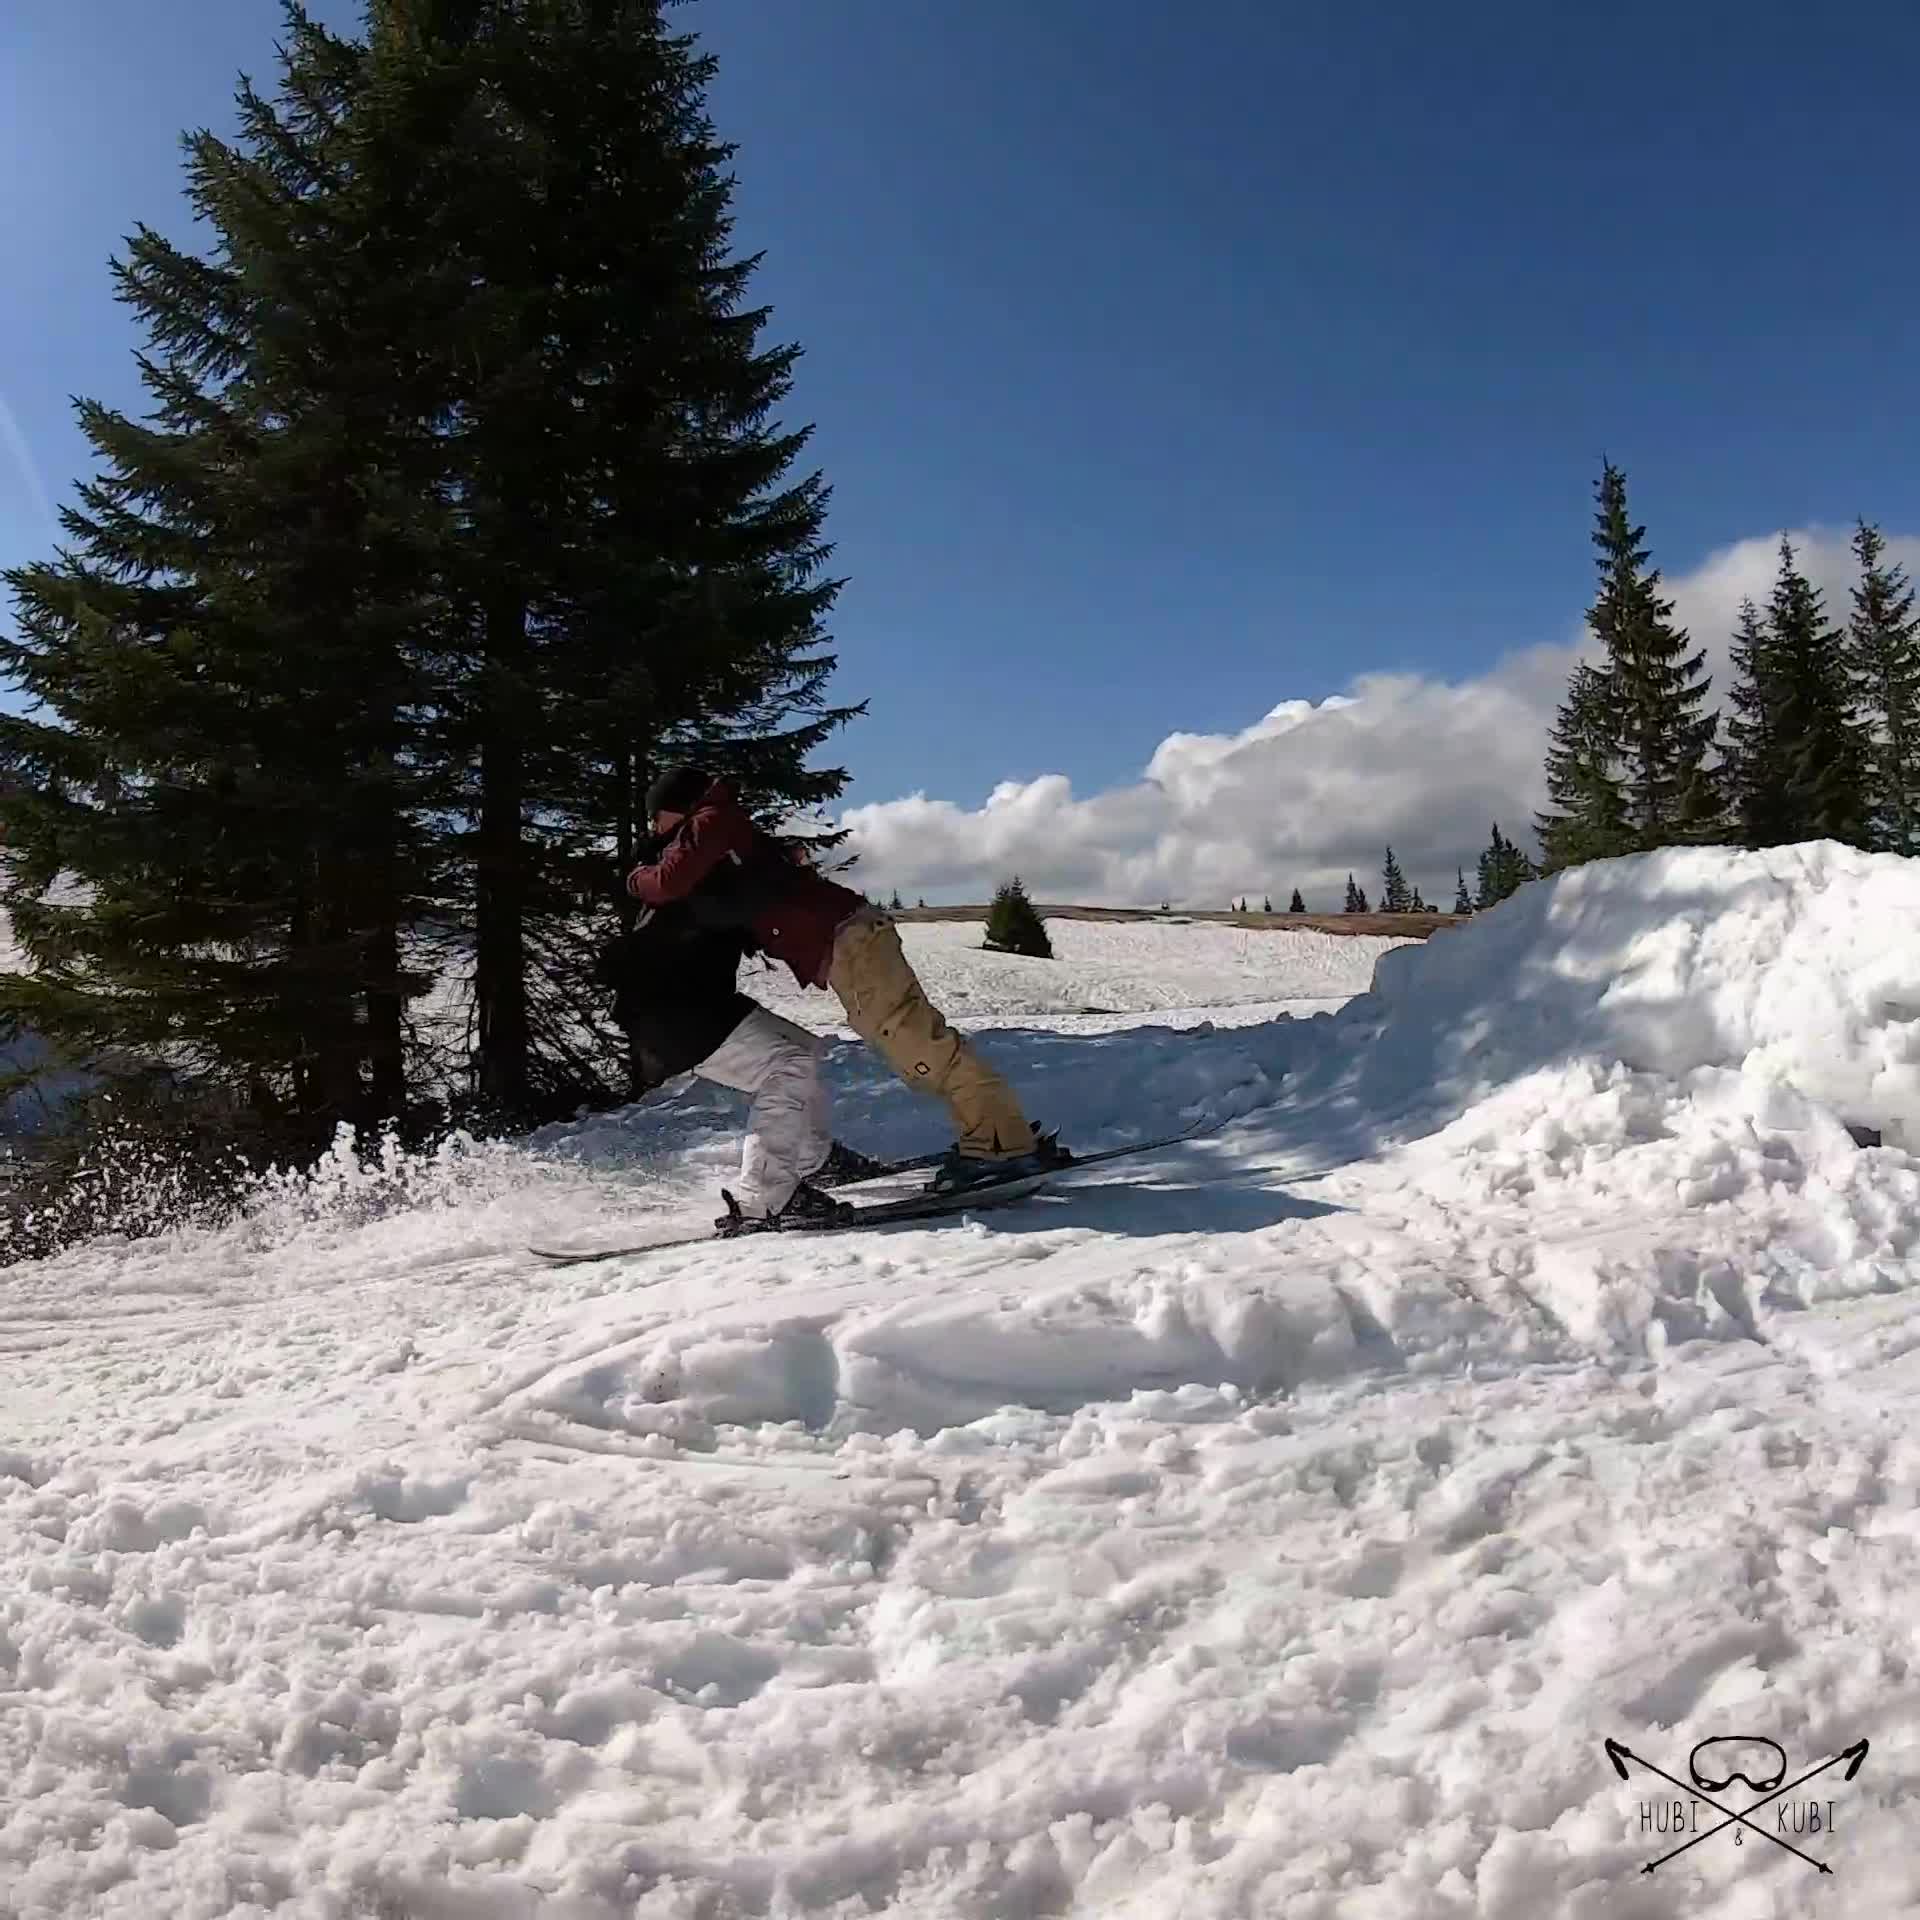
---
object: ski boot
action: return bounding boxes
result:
[715,1180,855,1238]
[927,1124,1074,1197]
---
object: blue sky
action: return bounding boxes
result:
[5,0,1920,895]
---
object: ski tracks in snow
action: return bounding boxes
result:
[10,1147,1920,1918]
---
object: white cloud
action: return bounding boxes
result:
[838,525,1919,911]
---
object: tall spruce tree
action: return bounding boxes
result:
[1723,597,1786,846]
[1453,869,1472,914]
[1288,887,1305,913]
[0,11,453,1153]
[1535,661,1633,872]
[1343,874,1368,913]
[1,1,862,1147]
[1847,520,1920,853]
[1740,538,1870,847]
[1381,846,1411,912]
[1582,461,1720,847]
[362,0,859,1121]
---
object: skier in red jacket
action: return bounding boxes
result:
[626,765,1062,1230]
[596,900,888,1230]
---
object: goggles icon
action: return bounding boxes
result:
[1689,1736,1788,1795]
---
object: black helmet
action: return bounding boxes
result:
[645,764,710,821]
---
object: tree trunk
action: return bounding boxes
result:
[473,596,531,1116]
[361,689,409,1130]
[613,746,658,1101]
[362,825,407,1130]
[283,854,361,1138]
[312,851,367,1128]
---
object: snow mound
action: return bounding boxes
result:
[1340,841,1920,1149]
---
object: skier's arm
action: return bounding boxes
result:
[625,802,752,906]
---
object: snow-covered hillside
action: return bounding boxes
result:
[7,843,1920,1917]
[745,917,1415,1033]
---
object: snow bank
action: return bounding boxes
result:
[1334,840,1920,1148]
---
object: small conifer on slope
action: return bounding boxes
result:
[984,876,1052,957]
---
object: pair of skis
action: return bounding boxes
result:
[527,1120,1210,1268]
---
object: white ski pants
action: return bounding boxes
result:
[696,1006,832,1217]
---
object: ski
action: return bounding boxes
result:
[527,1173,1049,1266]
[527,1119,1214,1267]
[813,1129,1059,1189]
[1045,1117,1213,1175]
[818,1118,1210,1190]
[527,1226,720,1266]
[775,1169,1051,1230]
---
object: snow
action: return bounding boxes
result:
[7,843,1920,1917]
[745,915,1414,1032]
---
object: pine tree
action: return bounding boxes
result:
[0,3,863,1141]
[1723,597,1786,846]
[1847,520,1920,853]
[1261,895,1272,913]
[1535,661,1634,872]
[1288,888,1306,913]
[1410,884,1427,911]
[279,0,856,1126]
[1381,846,1411,912]
[1453,869,1472,914]
[887,889,903,911]
[984,877,1051,957]
[1583,461,1720,848]
[1343,874,1369,913]
[438,1,860,1121]
[1733,538,1870,847]
[1509,826,1538,897]
[1474,824,1534,909]
[0,11,452,1155]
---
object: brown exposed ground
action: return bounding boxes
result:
[889,904,1466,939]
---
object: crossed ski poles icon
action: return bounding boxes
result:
[1607,1735,1870,1875]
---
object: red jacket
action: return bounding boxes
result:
[625,779,866,987]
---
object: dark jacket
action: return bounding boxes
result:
[597,899,752,1080]
[624,778,867,987]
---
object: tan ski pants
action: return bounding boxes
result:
[826,911,1032,1157]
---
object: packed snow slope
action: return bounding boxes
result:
[7,842,1920,1917]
